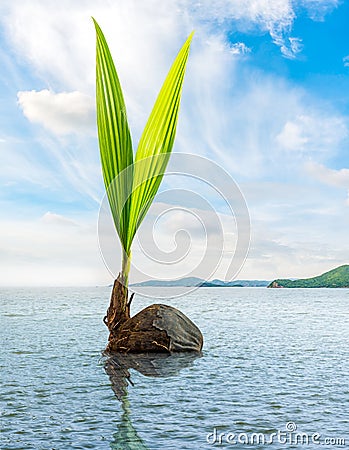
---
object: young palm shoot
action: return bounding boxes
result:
[94,19,203,353]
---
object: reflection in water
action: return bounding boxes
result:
[105,352,201,450]
[109,395,148,450]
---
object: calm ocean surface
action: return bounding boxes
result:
[1,287,349,449]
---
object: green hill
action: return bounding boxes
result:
[268,265,349,288]
[131,278,270,287]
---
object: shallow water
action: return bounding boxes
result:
[1,287,349,449]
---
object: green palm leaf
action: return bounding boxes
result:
[93,18,133,252]
[125,32,194,252]
[94,18,193,276]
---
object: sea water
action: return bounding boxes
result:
[1,287,349,449]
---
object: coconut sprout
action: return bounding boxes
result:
[93,19,202,353]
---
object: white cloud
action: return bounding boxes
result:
[0,0,95,90]
[282,37,303,58]
[0,0,340,106]
[301,0,339,21]
[0,215,110,286]
[275,114,348,155]
[17,89,95,135]
[40,212,78,227]
[276,118,308,150]
[186,0,338,58]
[179,63,349,178]
[0,0,186,103]
[0,138,60,189]
[242,235,348,280]
[305,161,349,188]
[343,55,349,67]
[188,0,298,57]
[238,182,349,279]
[189,0,294,31]
[230,42,251,55]
[0,131,103,204]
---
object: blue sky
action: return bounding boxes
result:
[0,0,348,285]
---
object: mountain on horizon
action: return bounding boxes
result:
[131,277,270,287]
[268,265,349,288]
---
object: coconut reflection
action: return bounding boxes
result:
[105,352,201,450]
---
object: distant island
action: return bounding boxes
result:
[268,265,349,288]
[130,265,349,289]
[131,277,270,287]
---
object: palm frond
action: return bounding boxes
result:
[94,18,193,258]
[94,18,133,253]
[125,32,194,252]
